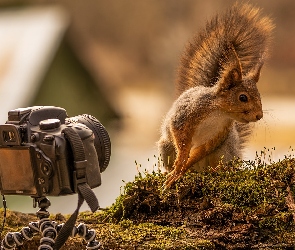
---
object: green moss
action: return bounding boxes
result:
[107,158,295,217]
[2,157,295,249]
[101,157,295,248]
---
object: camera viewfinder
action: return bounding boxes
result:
[3,131,16,143]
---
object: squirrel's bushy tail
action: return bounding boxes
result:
[177,3,274,95]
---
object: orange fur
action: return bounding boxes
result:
[158,3,274,188]
[165,124,231,188]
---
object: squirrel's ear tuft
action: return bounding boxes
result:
[220,68,242,90]
[247,62,264,83]
[230,68,242,82]
[218,45,242,91]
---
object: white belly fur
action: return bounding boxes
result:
[191,111,230,150]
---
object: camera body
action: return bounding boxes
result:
[0,106,110,198]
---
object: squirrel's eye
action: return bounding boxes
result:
[239,94,248,102]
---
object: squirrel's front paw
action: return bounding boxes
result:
[164,169,182,189]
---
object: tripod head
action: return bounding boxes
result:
[33,197,51,220]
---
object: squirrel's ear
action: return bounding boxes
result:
[218,44,242,91]
[247,62,264,83]
[220,68,242,90]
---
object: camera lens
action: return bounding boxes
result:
[67,115,111,172]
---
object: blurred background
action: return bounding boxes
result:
[0,0,294,213]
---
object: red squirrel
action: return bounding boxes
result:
[157,3,274,188]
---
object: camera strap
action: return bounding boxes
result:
[54,127,99,250]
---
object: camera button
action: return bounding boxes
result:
[43,135,54,142]
[38,178,45,184]
[42,161,52,176]
[39,119,61,130]
[36,152,41,159]
[30,133,39,142]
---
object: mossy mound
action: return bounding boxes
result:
[103,157,295,249]
[1,158,295,249]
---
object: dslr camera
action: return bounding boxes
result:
[0,106,111,197]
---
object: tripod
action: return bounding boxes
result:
[1,197,101,250]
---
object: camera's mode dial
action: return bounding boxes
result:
[39,119,61,130]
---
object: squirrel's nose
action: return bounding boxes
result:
[256,113,263,120]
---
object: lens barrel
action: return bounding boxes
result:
[67,115,111,172]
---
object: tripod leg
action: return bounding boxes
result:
[75,223,101,249]
[1,195,100,250]
[1,225,35,250]
[38,218,57,250]
[1,233,17,250]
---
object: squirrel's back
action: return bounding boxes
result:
[177,3,274,95]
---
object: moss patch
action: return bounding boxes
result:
[2,157,295,249]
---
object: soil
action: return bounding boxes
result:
[2,157,295,249]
